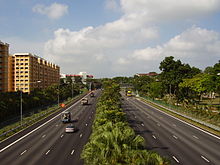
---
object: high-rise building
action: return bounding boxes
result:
[0,41,9,92]
[13,53,60,93]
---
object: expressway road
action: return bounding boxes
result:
[122,96,220,165]
[0,90,101,165]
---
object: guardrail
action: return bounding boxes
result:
[139,97,220,132]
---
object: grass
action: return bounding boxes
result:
[139,97,220,137]
[0,92,87,142]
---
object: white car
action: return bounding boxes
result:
[65,125,76,133]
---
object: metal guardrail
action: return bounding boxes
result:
[140,97,220,132]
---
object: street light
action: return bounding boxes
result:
[19,80,41,125]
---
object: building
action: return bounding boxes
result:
[13,53,60,93]
[0,41,9,92]
[135,72,158,77]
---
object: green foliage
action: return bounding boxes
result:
[0,83,80,123]
[81,80,169,165]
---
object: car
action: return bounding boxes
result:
[81,98,88,105]
[65,125,76,133]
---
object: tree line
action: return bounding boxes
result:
[0,83,80,124]
[81,80,169,165]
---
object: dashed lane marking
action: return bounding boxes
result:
[71,149,75,155]
[173,135,178,139]
[172,156,179,163]
[201,155,210,162]
[152,135,156,139]
[42,135,46,138]
[193,135,199,139]
[60,134,64,138]
[45,150,50,155]
[20,150,27,155]
[80,134,83,138]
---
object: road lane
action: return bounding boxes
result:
[122,96,220,165]
[0,90,100,165]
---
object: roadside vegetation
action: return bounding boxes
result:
[113,57,220,129]
[81,81,169,165]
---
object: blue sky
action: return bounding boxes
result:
[1,0,220,77]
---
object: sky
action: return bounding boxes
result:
[1,0,220,78]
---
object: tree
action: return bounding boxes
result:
[159,56,201,101]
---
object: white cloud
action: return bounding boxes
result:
[44,0,220,77]
[123,27,220,70]
[33,3,68,19]
[120,0,220,22]
[105,0,119,11]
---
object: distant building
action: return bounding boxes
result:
[65,72,94,84]
[0,41,9,92]
[135,72,158,77]
[13,53,60,93]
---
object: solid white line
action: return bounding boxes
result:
[193,135,199,139]
[172,156,180,163]
[71,149,75,155]
[201,155,210,162]
[45,150,50,155]
[0,95,87,153]
[152,135,156,139]
[139,98,220,140]
[20,150,27,155]
[173,135,178,139]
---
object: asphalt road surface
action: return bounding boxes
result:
[0,90,101,165]
[122,96,220,165]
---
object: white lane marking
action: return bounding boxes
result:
[134,116,137,118]
[0,94,89,153]
[152,135,156,139]
[42,135,46,138]
[141,123,144,126]
[193,135,199,139]
[60,134,64,138]
[80,134,83,138]
[172,156,179,163]
[172,124,176,127]
[173,135,178,139]
[201,155,210,162]
[71,149,75,155]
[56,124,59,127]
[45,150,50,155]
[89,116,91,119]
[138,99,220,140]
[20,150,27,155]
[85,123,88,126]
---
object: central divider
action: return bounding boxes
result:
[81,81,170,165]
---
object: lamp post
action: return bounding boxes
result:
[19,80,41,125]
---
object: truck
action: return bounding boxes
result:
[81,98,89,105]
[61,111,71,123]
[126,90,132,97]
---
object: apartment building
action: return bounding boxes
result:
[0,41,9,92]
[14,53,60,93]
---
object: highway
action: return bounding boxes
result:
[0,90,101,165]
[122,96,220,165]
